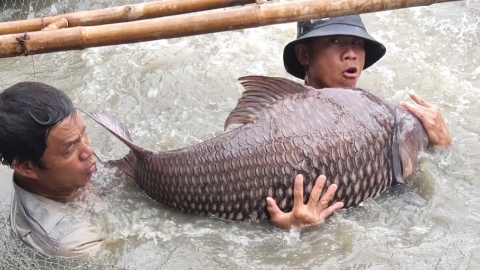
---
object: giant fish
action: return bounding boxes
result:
[89,76,428,221]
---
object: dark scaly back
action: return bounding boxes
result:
[127,76,398,221]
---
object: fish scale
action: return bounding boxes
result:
[89,76,428,222]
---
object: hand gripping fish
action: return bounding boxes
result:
[88,76,428,221]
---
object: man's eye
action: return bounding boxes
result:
[330,37,340,44]
[353,39,364,46]
[66,144,75,154]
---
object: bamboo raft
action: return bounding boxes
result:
[0,0,460,58]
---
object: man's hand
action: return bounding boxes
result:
[400,93,452,147]
[266,174,344,230]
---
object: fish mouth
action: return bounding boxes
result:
[342,67,358,79]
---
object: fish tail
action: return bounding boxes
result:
[107,150,137,179]
[82,111,145,180]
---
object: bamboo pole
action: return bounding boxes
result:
[41,18,69,31]
[0,0,258,35]
[0,0,460,58]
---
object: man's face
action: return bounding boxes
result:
[34,112,96,193]
[298,35,366,89]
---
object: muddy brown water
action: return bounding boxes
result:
[0,1,479,269]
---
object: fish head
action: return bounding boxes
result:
[395,107,429,181]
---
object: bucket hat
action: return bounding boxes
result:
[283,15,386,79]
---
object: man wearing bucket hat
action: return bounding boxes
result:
[267,15,451,229]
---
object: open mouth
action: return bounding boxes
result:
[342,67,358,79]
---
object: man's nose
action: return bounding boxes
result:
[79,140,94,161]
[342,45,357,60]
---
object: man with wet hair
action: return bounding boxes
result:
[0,82,102,257]
[0,82,340,256]
[267,15,451,229]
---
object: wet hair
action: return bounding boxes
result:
[0,82,75,169]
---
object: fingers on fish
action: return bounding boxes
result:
[308,175,326,212]
[409,93,432,108]
[293,175,305,206]
[320,202,344,220]
[317,181,338,212]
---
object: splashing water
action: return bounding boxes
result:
[0,0,479,269]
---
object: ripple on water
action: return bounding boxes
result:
[0,1,479,269]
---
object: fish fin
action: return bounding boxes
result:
[224,76,314,130]
[82,111,145,180]
[107,151,137,179]
[84,112,140,151]
[388,183,426,207]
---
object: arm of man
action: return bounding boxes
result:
[56,221,103,258]
[266,174,344,230]
[400,93,451,147]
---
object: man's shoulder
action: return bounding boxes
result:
[11,183,102,257]
[12,183,72,235]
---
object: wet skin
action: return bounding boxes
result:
[297,35,366,89]
[267,36,365,230]
[13,112,96,202]
[268,35,451,230]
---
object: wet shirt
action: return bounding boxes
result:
[10,179,103,257]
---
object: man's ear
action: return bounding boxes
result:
[295,43,310,66]
[11,160,40,180]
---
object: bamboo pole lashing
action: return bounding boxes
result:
[41,18,69,31]
[0,0,260,35]
[0,0,461,58]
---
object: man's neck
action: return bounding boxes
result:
[304,77,325,89]
[304,78,357,89]
[13,173,79,203]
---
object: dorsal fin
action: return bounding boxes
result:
[224,76,313,130]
